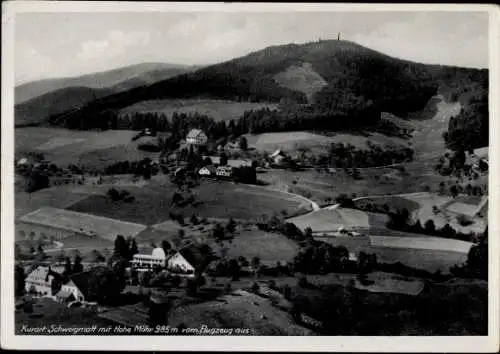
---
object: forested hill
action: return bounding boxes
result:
[47,40,488,149]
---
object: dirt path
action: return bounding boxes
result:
[236,182,320,211]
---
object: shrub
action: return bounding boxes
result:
[335,194,355,208]
[456,214,474,227]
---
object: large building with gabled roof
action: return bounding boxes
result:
[186,129,208,146]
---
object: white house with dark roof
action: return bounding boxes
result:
[216,166,233,178]
[25,266,56,296]
[130,248,167,270]
[198,165,216,177]
[186,129,208,146]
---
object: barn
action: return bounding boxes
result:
[17,207,147,241]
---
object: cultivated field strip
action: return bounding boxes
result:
[20,207,147,240]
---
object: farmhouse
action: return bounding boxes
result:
[18,207,147,242]
[25,266,58,296]
[167,245,211,277]
[198,165,216,177]
[269,149,288,165]
[186,129,208,146]
[130,248,167,270]
[216,166,233,178]
[17,157,29,166]
[55,270,93,303]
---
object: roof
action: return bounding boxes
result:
[186,129,206,139]
[270,149,284,158]
[152,248,167,259]
[473,147,488,159]
[26,266,51,282]
[199,165,216,173]
[176,245,213,273]
[67,269,96,299]
[20,207,147,241]
[17,157,29,165]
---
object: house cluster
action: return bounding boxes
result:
[130,245,209,278]
[24,265,90,304]
[198,156,254,179]
[23,243,210,305]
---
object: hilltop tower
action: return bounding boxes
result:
[338,32,341,40]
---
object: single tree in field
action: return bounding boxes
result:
[129,239,139,259]
[73,255,84,274]
[161,240,171,256]
[225,218,236,234]
[63,257,72,278]
[424,219,436,235]
[114,234,129,259]
[251,256,261,270]
[228,259,241,281]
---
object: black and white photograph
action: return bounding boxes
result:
[1,1,499,352]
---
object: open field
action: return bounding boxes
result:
[15,186,90,220]
[403,192,487,234]
[21,207,148,241]
[15,128,159,168]
[287,207,388,233]
[354,272,425,296]
[216,229,300,263]
[119,98,278,121]
[315,234,470,273]
[274,62,328,102]
[246,130,408,155]
[368,236,472,253]
[55,233,114,249]
[67,180,309,225]
[405,95,462,161]
[259,166,450,207]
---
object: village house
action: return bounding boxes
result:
[186,129,208,146]
[130,248,167,271]
[167,245,211,278]
[269,149,288,165]
[55,271,91,303]
[25,266,57,296]
[17,157,30,166]
[216,166,233,178]
[198,165,216,177]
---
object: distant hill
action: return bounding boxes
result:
[15,86,115,127]
[40,40,488,149]
[15,62,194,104]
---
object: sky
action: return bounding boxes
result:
[14,11,489,85]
